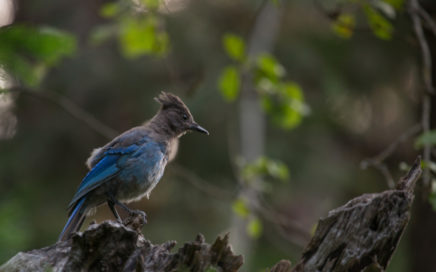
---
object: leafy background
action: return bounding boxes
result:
[1,0,436,271]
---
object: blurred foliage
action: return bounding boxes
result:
[415,130,436,149]
[247,217,262,239]
[241,156,289,183]
[232,198,250,219]
[0,198,31,261]
[330,0,402,40]
[222,33,246,62]
[0,25,76,87]
[363,4,393,40]
[90,0,169,58]
[218,65,240,101]
[332,14,355,39]
[218,33,309,130]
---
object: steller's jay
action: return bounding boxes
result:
[58,92,209,241]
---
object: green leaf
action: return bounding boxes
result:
[232,198,250,218]
[222,33,245,62]
[266,159,290,181]
[260,82,309,129]
[415,130,436,149]
[332,14,355,39]
[256,53,285,83]
[247,217,263,239]
[218,65,240,102]
[242,156,290,182]
[100,2,119,18]
[363,4,393,40]
[119,17,169,58]
[0,25,76,87]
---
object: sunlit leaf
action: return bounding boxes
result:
[414,130,436,149]
[0,25,76,87]
[218,65,240,101]
[222,33,245,62]
[119,17,169,58]
[247,217,262,239]
[100,2,120,18]
[242,156,290,182]
[363,4,393,40]
[256,53,285,83]
[232,198,250,218]
[260,82,309,129]
[332,14,355,39]
[266,159,290,181]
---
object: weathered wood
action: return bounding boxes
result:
[0,158,421,272]
[0,215,243,272]
[292,157,421,272]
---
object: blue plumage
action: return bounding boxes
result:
[58,92,208,241]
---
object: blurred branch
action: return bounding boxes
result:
[170,164,236,200]
[418,6,436,36]
[255,195,311,248]
[408,0,436,189]
[361,123,422,188]
[409,0,435,95]
[5,86,117,140]
[421,94,431,187]
[7,86,224,196]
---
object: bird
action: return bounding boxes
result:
[58,92,209,241]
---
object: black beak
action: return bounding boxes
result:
[190,122,209,135]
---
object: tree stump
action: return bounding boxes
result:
[0,158,421,272]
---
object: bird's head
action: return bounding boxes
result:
[154,92,209,137]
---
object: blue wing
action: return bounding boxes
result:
[67,144,139,211]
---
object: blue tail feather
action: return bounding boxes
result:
[58,197,86,241]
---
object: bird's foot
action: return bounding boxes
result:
[122,209,147,233]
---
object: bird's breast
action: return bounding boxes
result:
[116,142,168,202]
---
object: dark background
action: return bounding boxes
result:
[1,0,435,270]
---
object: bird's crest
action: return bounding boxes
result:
[154,92,189,112]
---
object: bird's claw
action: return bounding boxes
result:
[122,209,147,232]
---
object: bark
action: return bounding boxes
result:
[0,216,243,272]
[0,158,421,272]
[292,157,421,272]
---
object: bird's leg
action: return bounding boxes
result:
[116,200,147,223]
[107,199,122,223]
[108,196,147,224]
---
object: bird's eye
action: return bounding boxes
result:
[182,114,188,120]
